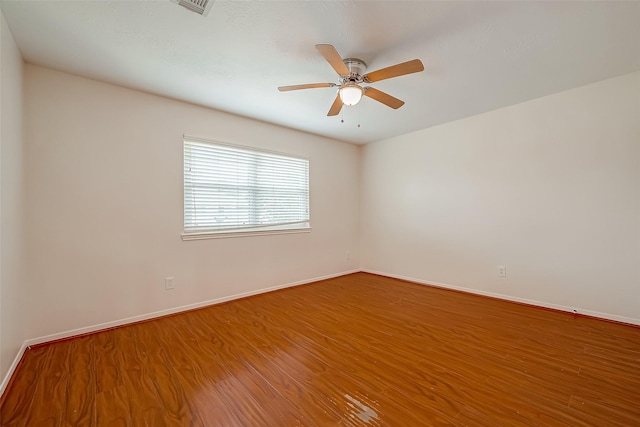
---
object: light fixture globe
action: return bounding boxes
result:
[339,84,363,106]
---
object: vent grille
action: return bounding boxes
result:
[173,0,213,16]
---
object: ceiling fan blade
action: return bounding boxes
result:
[327,94,343,116]
[364,87,405,109]
[364,59,424,83]
[315,44,350,76]
[278,83,336,92]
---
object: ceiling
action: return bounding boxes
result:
[2,1,640,145]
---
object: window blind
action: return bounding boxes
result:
[184,139,309,236]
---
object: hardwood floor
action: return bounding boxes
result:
[2,272,640,426]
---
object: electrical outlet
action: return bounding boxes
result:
[165,277,175,290]
[346,250,351,260]
[497,266,506,278]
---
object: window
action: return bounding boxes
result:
[183,137,310,239]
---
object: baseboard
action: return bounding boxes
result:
[0,341,27,398]
[1,269,358,398]
[25,269,360,347]
[6,267,636,399]
[362,269,640,327]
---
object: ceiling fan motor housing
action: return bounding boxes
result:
[342,58,367,83]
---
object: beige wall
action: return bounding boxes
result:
[24,65,360,340]
[361,71,640,323]
[0,10,25,386]
[4,47,640,389]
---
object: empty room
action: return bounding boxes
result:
[1,1,639,425]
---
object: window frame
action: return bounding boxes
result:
[181,135,311,240]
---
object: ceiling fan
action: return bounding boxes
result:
[278,44,424,116]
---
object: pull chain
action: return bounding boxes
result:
[339,106,361,128]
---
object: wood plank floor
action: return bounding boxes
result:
[1,272,640,426]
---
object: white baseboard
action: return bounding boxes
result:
[362,269,640,327]
[1,269,359,397]
[25,269,360,347]
[0,341,27,398]
[5,267,637,398]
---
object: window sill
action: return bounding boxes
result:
[181,223,311,240]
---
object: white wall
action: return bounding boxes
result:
[0,10,25,385]
[24,65,360,340]
[361,72,640,323]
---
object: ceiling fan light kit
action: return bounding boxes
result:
[278,44,424,117]
[339,85,363,106]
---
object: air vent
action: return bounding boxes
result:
[172,0,213,16]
